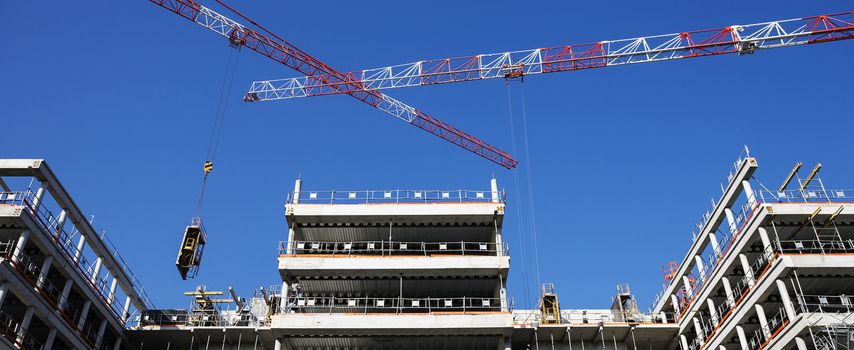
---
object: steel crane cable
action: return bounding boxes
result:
[518,80,543,290]
[194,46,241,217]
[506,79,544,309]
[505,81,532,309]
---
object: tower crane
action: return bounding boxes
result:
[150,1,851,281]
[149,0,517,169]
[245,12,853,100]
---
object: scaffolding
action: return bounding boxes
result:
[611,283,641,323]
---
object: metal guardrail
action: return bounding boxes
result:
[0,240,100,347]
[758,188,854,203]
[136,309,262,328]
[286,189,503,204]
[796,294,854,314]
[747,307,788,350]
[286,296,505,314]
[679,240,854,350]
[279,240,508,256]
[778,239,854,255]
[0,307,44,350]
[656,149,757,311]
[0,190,153,319]
[512,309,674,326]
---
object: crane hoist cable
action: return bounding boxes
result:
[505,78,543,308]
[194,46,241,218]
[177,45,242,281]
[517,80,543,290]
[504,80,531,308]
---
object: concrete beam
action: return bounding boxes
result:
[271,313,512,336]
[279,255,509,279]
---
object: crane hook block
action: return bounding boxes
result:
[176,217,207,280]
[204,161,214,174]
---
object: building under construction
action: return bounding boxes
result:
[1,151,854,349]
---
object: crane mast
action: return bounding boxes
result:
[149,0,518,169]
[246,12,854,100]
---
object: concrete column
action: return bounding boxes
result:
[95,319,107,347]
[91,257,103,284]
[682,276,694,299]
[122,296,131,321]
[74,235,86,263]
[670,295,681,316]
[44,328,57,350]
[709,232,721,257]
[503,336,512,350]
[55,210,67,235]
[739,254,754,286]
[736,325,749,350]
[794,337,808,350]
[494,219,504,257]
[725,208,738,234]
[17,306,35,343]
[32,184,46,211]
[112,336,122,350]
[722,277,734,306]
[758,227,772,254]
[37,255,54,288]
[491,178,499,203]
[500,287,508,312]
[12,230,30,263]
[274,338,283,350]
[706,299,718,324]
[108,278,118,304]
[77,300,91,330]
[286,227,296,254]
[58,279,73,310]
[694,255,706,280]
[292,179,302,204]
[680,335,689,350]
[754,304,769,339]
[659,311,668,323]
[776,280,796,320]
[280,281,289,313]
[0,282,10,308]
[742,180,756,207]
[693,317,704,340]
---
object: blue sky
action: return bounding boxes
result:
[3,1,852,311]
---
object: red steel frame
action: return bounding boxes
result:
[149,0,518,169]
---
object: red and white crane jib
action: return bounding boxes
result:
[245,12,854,101]
[149,0,518,169]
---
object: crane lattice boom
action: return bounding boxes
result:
[246,12,854,100]
[150,0,518,169]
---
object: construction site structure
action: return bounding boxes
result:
[2,151,854,349]
[0,160,151,349]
